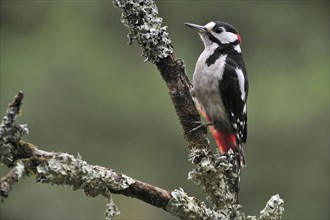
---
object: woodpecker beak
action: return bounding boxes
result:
[184,22,206,33]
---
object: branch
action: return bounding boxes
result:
[0,92,223,219]
[0,91,30,168]
[112,0,284,219]
[113,0,245,215]
[0,91,170,209]
[0,162,25,198]
[113,0,208,150]
[247,195,285,220]
[0,90,283,219]
[1,0,285,219]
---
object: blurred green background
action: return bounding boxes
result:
[0,1,329,219]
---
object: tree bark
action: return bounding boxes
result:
[0,0,285,219]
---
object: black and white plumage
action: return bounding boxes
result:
[185,21,248,166]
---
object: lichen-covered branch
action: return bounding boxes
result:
[113,0,209,151]
[0,91,30,167]
[112,0,284,219]
[1,0,285,219]
[247,195,285,220]
[188,148,244,219]
[259,194,285,220]
[113,0,172,63]
[0,161,25,199]
[0,91,284,219]
[113,0,246,216]
[0,92,222,219]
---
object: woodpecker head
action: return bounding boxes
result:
[185,21,241,49]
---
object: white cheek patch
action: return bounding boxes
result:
[216,31,238,44]
[204,21,216,32]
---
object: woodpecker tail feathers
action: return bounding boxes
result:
[209,126,246,166]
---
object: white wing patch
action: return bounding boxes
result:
[235,68,246,101]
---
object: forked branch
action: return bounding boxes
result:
[0,0,284,219]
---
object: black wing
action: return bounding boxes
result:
[219,56,248,144]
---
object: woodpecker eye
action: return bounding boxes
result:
[213,27,223,34]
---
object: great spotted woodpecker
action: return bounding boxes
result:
[185,21,248,167]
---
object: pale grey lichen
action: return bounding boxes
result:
[0,143,14,166]
[104,191,120,220]
[167,188,225,220]
[0,92,28,166]
[188,148,244,219]
[15,161,26,178]
[247,194,284,220]
[258,194,285,220]
[36,153,136,197]
[113,0,173,63]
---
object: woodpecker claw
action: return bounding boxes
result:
[188,121,213,134]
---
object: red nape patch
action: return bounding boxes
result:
[237,34,241,43]
[209,126,237,153]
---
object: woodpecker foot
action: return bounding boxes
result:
[188,121,213,134]
[176,58,185,70]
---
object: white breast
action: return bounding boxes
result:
[192,45,229,122]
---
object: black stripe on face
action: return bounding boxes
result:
[206,46,222,66]
[207,32,221,45]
